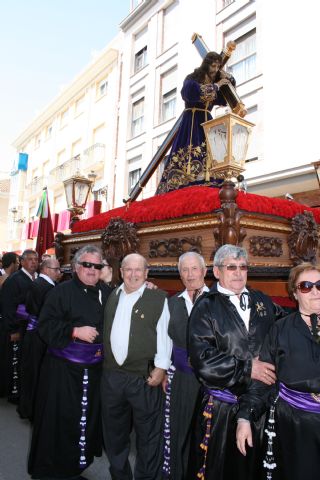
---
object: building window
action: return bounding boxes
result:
[97,78,108,98]
[216,0,235,12]
[131,97,145,137]
[162,89,177,122]
[35,134,41,149]
[128,168,141,194]
[162,2,178,52]
[227,30,256,85]
[57,149,66,166]
[75,95,85,115]
[46,124,53,139]
[134,46,147,73]
[60,108,69,128]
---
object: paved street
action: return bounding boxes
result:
[0,397,117,480]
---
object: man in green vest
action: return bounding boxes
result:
[102,253,172,480]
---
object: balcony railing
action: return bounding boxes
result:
[82,143,105,170]
[49,145,105,186]
[50,155,81,184]
[26,175,49,196]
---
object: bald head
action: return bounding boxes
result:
[120,253,148,293]
[41,258,61,283]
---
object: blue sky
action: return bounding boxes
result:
[0,0,130,175]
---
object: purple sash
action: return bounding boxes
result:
[279,382,320,413]
[26,315,38,331]
[206,388,238,404]
[172,345,193,374]
[16,304,28,322]
[48,342,104,365]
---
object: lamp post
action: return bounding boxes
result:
[63,173,93,227]
[202,112,254,182]
[312,160,320,188]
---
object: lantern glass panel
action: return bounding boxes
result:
[74,180,90,207]
[207,123,227,163]
[64,181,74,208]
[232,124,250,164]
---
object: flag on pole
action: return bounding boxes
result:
[35,187,54,258]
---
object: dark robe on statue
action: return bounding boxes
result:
[247,312,320,480]
[164,292,202,480]
[1,269,34,403]
[156,76,234,195]
[17,276,54,420]
[187,284,282,480]
[28,274,111,479]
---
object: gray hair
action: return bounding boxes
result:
[73,245,103,266]
[213,244,248,267]
[121,253,148,270]
[178,251,206,272]
[21,249,38,260]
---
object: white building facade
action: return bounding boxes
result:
[6,0,320,252]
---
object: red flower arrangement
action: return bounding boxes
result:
[72,186,320,234]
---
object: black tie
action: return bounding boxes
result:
[239,292,250,311]
[310,313,319,338]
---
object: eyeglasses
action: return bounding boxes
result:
[77,261,104,270]
[47,267,61,271]
[295,280,320,293]
[218,264,248,271]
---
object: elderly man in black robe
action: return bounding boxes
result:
[1,249,38,403]
[187,244,283,480]
[28,245,111,480]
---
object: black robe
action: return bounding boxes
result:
[187,284,281,480]
[0,269,34,403]
[28,274,112,479]
[166,293,201,479]
[17,276,54,420]
[251,312,320,480]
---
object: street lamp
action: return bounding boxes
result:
[63,173,93,227]
[202,112,254,182]
[312,160,320,188]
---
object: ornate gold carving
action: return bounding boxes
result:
[138,218,219,235]
[149,237,202,258]
[249,236,283,257]
[101,217,139,259]
[213,181,246,254]
[288,211,319,265]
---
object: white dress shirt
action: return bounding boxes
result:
[22,267,38,281]
[217,283,250,330]
[178,285,210,315]
[39,273,55,286]
[110,283,172,370]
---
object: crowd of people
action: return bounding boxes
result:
[0,244,319,480]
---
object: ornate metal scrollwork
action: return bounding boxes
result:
[212,181,246,256]
[288,211,319,265]
[101,217,139,259]
[149,236,202,258]
[249,236,283,257]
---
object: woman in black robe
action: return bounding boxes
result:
[236,262,320,480]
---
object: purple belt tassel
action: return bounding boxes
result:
[162,365,176,478]
[79,368,89,468]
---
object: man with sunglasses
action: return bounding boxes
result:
[28,245,111,480]
[187,244,283,480]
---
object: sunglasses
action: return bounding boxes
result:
[78,261,104,270]
[296,280,320,293]
[218,264,248,271]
